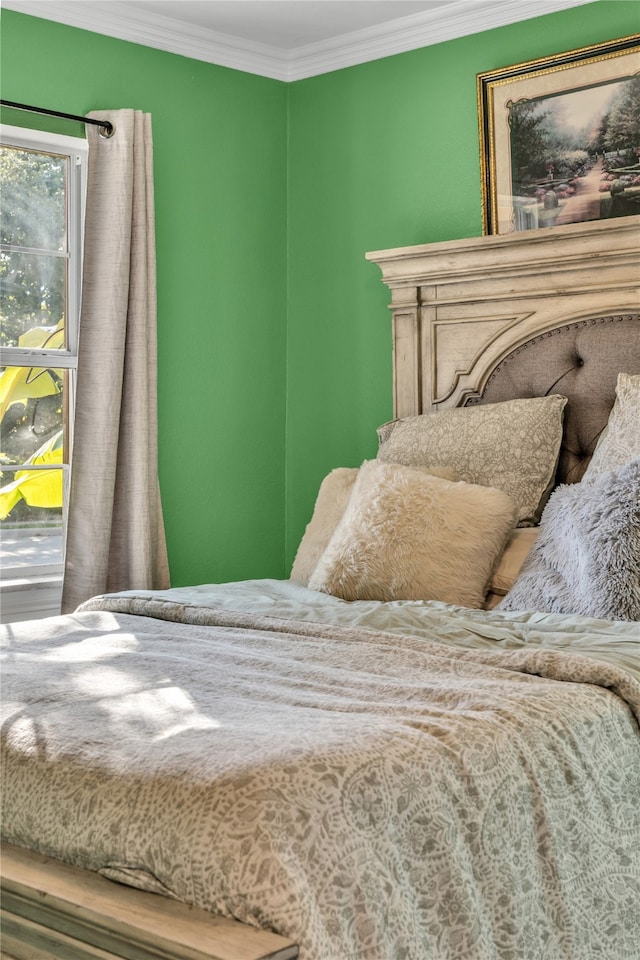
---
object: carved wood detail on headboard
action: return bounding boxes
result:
[367,217,640,418]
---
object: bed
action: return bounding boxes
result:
[2,215,639,960]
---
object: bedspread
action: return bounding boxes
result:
[2,584,639,960]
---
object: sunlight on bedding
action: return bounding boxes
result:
[72,669,222,741]
[2,580,639,960]
[4,716,41,756]
[44,633,140,661]
[106,684,222,742]
[71,664,147,696]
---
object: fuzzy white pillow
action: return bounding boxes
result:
[583,373,640,479]
[308,460,518,607]
[499,458,640,620]
[291,463,456,585]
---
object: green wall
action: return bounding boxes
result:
[2,2,638,585]
[285,0,639,564]
[1,8,288,587]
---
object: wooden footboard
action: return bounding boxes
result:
[0,842,298,960]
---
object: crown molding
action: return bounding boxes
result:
[2,0,594,82]
[288,0,593,79]
[1,1,289,79]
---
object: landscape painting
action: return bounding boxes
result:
[477,36,640,234]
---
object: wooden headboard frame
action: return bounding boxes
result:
[366,216,640,417]
[367,216,640,483]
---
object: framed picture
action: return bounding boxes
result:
[477,35,640,235]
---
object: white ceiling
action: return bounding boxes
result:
[2,0,593,80]
[125,1,454,49]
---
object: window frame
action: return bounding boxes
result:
[0,123,87,619]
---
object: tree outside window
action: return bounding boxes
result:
[0,125,86,594]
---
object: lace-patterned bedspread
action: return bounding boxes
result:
[2,582,639,960]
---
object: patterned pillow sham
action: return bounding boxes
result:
[308,460,518,607]
[499,458,640,621]
[377,395,567,526]
[291,463,456,585]
[583,373,640,480]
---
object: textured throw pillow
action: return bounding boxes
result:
[490,527,539,596]
[377,395,567,526]
[583,373,640,479]
[499,458,640,621]
[308,460,518,607]
[291,463,456,585]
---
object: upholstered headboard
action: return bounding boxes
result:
[467,314,639,482]
[367,216,640,485]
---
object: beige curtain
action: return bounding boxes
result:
[61,109,170,613]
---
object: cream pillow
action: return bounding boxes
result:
[290,468,359,584]
[484,593,503,610]
[583,373,640,479]
[291,463,456,585]
[377,395,567,526]
[308,460,518,607]
[489,527,539,596]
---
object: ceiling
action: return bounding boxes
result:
[2,0,592,80]
[123,1,454,49]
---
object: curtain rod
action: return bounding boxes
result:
[0,100,114,137]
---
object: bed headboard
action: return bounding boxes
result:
[367,216,640,484]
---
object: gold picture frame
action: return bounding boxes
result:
[477,34,640,235]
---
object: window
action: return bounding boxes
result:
[0,124,87,621]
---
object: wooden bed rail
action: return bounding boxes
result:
[0,842,298,960]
